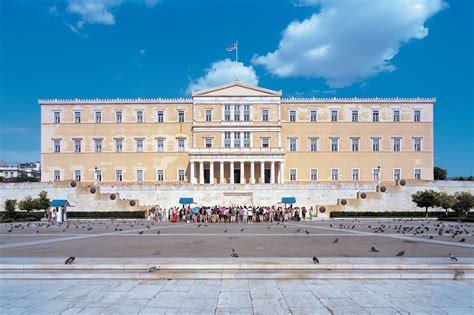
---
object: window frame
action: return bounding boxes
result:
[310,168,318,181]
[156,169,165,182]
[289,168,297,181]
[115,169,123,182]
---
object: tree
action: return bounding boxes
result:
[4,199,17,219]
[435,192,456,215]
[412,190,439,219]
[35,191,50,210]
[18,196,36,212]
[452,192,474,216]
[433,167,447,180]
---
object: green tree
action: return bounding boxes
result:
[436,192,456,215]
[433,167,447,180]
[4,199,17,219]
[412,190,439,219]
[35,191,50,210]
[452,192,474,216]
[18,196,36,212]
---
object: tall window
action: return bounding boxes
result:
[53,111,61,124]
[331,110,338,122]
[393,110,400,122]
[205,138,213,148]
[262,109,269,121]
[95,169,102,182]
[156,110,164,123]
[136,110,144,123]
[309,138,318,152]
[261,138,270,148]
[53,140,61,153]
[372,138,380,152]
[74,170,81,181]
[53,170,61,181]
[413,138,422,151]
[116,111,123,123]
[331,138,339,152]
[393,138,401,151]
[234,132,241,148]
[74,111,81,124]
[178,169,185,181]
[94,139,102,153]
[234,105,240,121]
[393,168,401,181]
[95,111,102,123]
[351,138,359,152]
[289,110,296,122]
[224,105,231,121]
[116,170,123,182]
[136,170,144,182]
[414,110,421,122]
[331,169,339,181]
[205,109,212,122]
[243,132,251,148]
[115,139,123,153]
[156,138,164,152]
[289,169,297,181]
[352,169,359,181]
[373,168,380,181]
[243,105,250,121]
[289,138,297,151]
[310,169,318,181]
[372,109,379,122]
[178,110,185,122]
[157,170,164,181]
[136,139,144,152]
[177,139,185,152]
[351,110,359,122]
[224,132,231,148]
[310,110,317,122]
[414,168,422,180]
[74,139,82,153]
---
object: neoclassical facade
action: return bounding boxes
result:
[40,81,435,184]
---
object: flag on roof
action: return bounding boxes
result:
[226,41,238,52]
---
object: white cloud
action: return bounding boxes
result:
[67,0,121,25]
[138,49,147,56]
[253,0,447,88]
[144,0,161,7]
[185,59,259,94]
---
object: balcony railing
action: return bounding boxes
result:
[189,147,285,154]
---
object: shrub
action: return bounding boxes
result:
[67,211,145,219]
[4,199,17,220]
[0,211,43,222]
[434,166,447,180]
[330,211,447,218]
[412,190,439,219]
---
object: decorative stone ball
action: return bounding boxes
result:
[90,187,96,194]
[341,199,347,205]
[130,200,136,206]
[360,192,367,199]
[400,180,406,186]
[70,181,77,187]
[110,194,116,200]
[319,206,326,213]
[380,186,387,192]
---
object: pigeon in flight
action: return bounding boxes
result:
[449,253,458,261]
[396,250,405,257]
[312,256,319,264]
[370,246,379,253]
[64,256,75,264]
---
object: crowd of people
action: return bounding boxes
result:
[146,206,317,223]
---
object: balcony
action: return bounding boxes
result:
[189,147,285,159]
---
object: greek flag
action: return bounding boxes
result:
[226,41,238,52]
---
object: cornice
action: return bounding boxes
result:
[282,97,436,104]
[38,98,192,105]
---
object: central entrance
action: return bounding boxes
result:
[234,169,241,184]
[264,169,271,183]
[204,169,210,184]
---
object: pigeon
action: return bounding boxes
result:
[295,228,301,233]
[148,266,158,272]
[87,226,92,231]
[305,230,310,235]
[459,238,466,242]
[333,238,339,244]
[198,224,201,228]
[231,248,238,257]
[312,256,319,264]
[396,250,405,257]
[267,226,270,229]
[370,246,379,253]
[224,229,228,233]
[283,225,287,228]
[7,229,12,233]
[37,230,39,233]
[240,228,245,232]
[138,231,144,235]
[449,253,458,261]
[64,256,75,264]
[157,230,160,234]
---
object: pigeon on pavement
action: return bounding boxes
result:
[64,256,75,264]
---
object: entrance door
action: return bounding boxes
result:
[204,169,210,184]
[264,169,271,183]
[234,169,241,184]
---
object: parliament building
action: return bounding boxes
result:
[40,81,435,184]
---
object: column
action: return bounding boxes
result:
[270,161,275,184]
[279,162,285,184]
[230,162,234,184]
[190,161,195,184]
[250,161,255,184]
[220,161,224,184]
[199,161,204,184]
[240,161,245,184]
[209,161,214,184]
[260,161,265,184]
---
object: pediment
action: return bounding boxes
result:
[192,81,282,97]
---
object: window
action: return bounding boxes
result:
[95,169,102,182]
[243,132,251,148]
[177,139,185,152]
[205,138,213,148]
[413,138,422,151]
[414,110,421,122]
[136,139,144,152]
[289,110,296,122]
[310,110,317,122]
[331,138,339,152]
[331,110,338,122]
[53,140,61,153]
[243,104,250,121]
[351,138,359,152]
[136,110,143,123]
[262,109,269,121]
[224,132,231,148]
[352,169,359,181]
[74,111,81,123]
[205,109,212,122]
[178,110,185,122]
[178,169,185,181]
[309,138,318,152]
[156,110,164,123]
[94,139,102,153]
[156,138,164,152]
[289,169,297,181]
[116,111,123,123]
[393,110,400,122]
[372,138,380,152]
[74,139,82,153]
[372,109,379,122]
[414,168,422,180]
[289,138,297,151]
[53,170,60,181]
[234,104,240,121]
[74,170,81,181]
[351,110,359,122]
[115,139,123,153]
[116,170,123,182]
[136,170,143,182]
[234,132,241,148]
[393,168,401,181]
[310,169,318,181]
[53,111,61,124]
[373,168,380,181]
[331,169,339,181]
[157,169,164,181]
[393,138,401,151]
[95,111,102,123]
[224,104,231,121]
[261,138,270,148]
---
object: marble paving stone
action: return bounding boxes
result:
[115,298,150,307]
[320,298,363,309]
[306,284,348,299]
[406,291,471,308]
[281,291,325,308]
[250,287,283,299]
[81,291,127,308]
[101,304,144,315]
[439,307,474,315]
[252,298,289,315]
[276,280,308,292]
[126,284,164,299]
[160,280,195,292]
[25,300,74,315]
[111,281,139,292]
[329,280,368,291]
[139,307,181,315]
[366,307,409,315]
[215,307,254,315]
[0,307,31,315]
[290,308,331,315]
[342,290,394,308]
[249,280,278,290]
[220,280,250,292]
[61,307,83,315]
[78,307,105,315]
[146,292,187,308]
[188,284,221,298]
[179,298,218,311]
[218,291,252,308]
[329,306,370,315]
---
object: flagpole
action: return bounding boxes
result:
[235,41,238,64]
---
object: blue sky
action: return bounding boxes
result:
[0,0,472,176]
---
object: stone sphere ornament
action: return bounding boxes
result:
[360,192,367,199]
[319,206,326,213]
[110,194,116,200]
[341,199,347,205]
[380,186,387,192]
[90,187,96,194]
[70,181,77,187]
[400,180,406,186]
[129,200,136,206]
